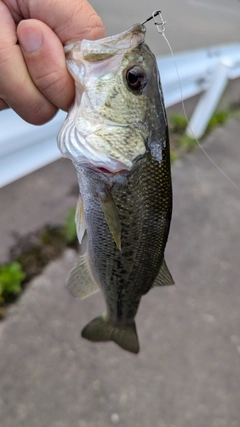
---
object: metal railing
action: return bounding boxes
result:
[158,43,240,137]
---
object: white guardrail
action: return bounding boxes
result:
[0,43,240,188]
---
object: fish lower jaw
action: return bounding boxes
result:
[58,124,132,174]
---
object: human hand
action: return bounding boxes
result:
[0,0,105,124]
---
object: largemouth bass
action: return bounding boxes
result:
[57,23,173,354]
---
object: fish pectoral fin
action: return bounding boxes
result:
[75,194,87,244]
[81,315,140,354]
[67,253,99,298]
[153,258,175,287]
[99,192,121,251]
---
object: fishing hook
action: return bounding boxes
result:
[142,10,167,34]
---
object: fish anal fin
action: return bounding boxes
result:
[99,192,121,251]
[153,258,175,287]
[67,253,99,298]
[75,195,87,244]
[81,315,139,354]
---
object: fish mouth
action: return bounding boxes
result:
[64,23,146,60]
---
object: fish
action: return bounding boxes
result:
[57,23,174,354]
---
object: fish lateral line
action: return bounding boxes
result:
[143,9,240,192]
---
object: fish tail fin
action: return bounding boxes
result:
[81,315,140,354]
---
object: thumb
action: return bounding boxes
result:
[18,19,74,114]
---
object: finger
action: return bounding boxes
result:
[18,19,75,112]
[20,0,106,43]
[0,2,57,124]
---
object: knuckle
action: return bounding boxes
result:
[16,94,58,125]
[33,70,73,110]
[25,101,57,125]
[34,68,62,93]
[87,13,106,40]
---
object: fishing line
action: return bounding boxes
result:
[143,10,240,192]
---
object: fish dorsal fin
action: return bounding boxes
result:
[153,258,175,287]
[75,195,87,244]
[99,192,121,251]
[67,253,99,299]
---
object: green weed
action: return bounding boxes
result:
[169,114,188,133]
[63,206,77,244]
[170,151,179,163]
[178,135,197,152]
[0,262,25,303]
[207,110,229,132]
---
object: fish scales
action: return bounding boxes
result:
[57,23,174,354]
[82,152,171,301]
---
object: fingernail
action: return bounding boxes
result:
[20,26,43,53]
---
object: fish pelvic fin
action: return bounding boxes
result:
[99,192,121,251]
[75,194,87,244]
[81,315,140,354]
[153,258,175,287]
[67,253,99,298]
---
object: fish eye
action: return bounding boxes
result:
[125,66,148,91]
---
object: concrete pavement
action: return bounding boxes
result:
[0,158,77,263]
[0,118,240,427]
